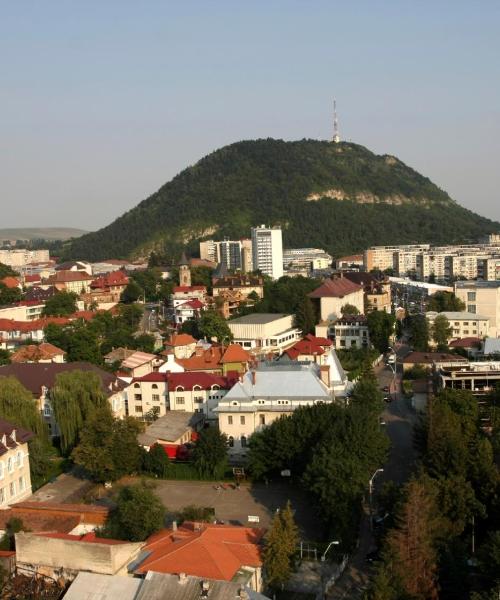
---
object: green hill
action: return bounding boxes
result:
[66,139,498,261]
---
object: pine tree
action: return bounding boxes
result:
[263,511,293,590]
[294,297,316,334]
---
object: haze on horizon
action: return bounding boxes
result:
[1,1,499,232]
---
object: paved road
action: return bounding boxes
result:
[328,344,417,599]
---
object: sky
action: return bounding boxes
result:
[1,1,499,231]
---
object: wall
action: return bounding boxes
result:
[0,442,32,509]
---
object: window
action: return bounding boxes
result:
[135,406,143,413]
[240,416,245,425]
[467,292,476,301]
[468,305,476,314]
[152,384,158,389]
[0,487,4,504]
[241,436,247,448]
[176,397,185,405]
[16,451,23,468]
[9,482,15,498]
[19,476,25,492]
[228,416,233,425]
[134,383,140,388]
[7,458,13,473]
[259,415,266,426]
[134,394,142,401]
[152,394,160,402]
[44,403,51,416]
[194,396,204,404]
[228,436,234,448]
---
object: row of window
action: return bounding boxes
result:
[228,436,247,448]
[0,452,24,479]
[0,476,26,504]
[227,415,266,426]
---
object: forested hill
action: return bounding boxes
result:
[66,139,499,261]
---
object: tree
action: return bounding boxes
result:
[143,444,170,478]
[42,291,78,316]
[367,310,395,354]
[100,482,165,542]
[409,314,430,352]
[0,263,17,279]
[0,517,26,551]
[478,531,500,589]
[432,314,453,351]
[294,297,316,334]
[0,349,10,365]
[0,282,21,306]
[72,408,144,482]
[199,311,233,343]
[192,427,228,479]
[50,371,107,454]
[121,280,143,303]
[427,291,465,313]
[384,478,439,600]
[133,333,156,353]
[262,502,299,590]
[341,303,360,315]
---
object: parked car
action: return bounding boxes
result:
[383,395,392,403]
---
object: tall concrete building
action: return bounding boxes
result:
[251,225,283,280]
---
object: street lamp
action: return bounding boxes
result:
[369,468,384,531]
[320,540,340,562]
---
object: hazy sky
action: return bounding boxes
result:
[1,1,499,231]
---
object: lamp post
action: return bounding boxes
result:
[320,540,340,562]
[369,468,384,531]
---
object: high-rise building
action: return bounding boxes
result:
[251,225,283,280]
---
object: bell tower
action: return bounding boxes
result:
[178,251,191,287]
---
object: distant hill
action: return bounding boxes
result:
[0,227,88,242]
[65,139,499,261]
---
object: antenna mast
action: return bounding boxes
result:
[332,99,340,143]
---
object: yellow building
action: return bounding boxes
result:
[0,419,33,509]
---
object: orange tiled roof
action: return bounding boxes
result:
[166,333,197,347]
[220,344,252,364]
[176,346,224,371]
[10,343,66,363]
[135,522,264,580]
[0,276,20,289]
[308,277,362,299]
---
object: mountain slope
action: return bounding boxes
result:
[66,139,498,260]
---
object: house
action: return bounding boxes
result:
[175,343,253,376]
[173,298,205,326]
[84,271,130,305]
[0,316,70,350]
[0,501,109,536]
[55,261,92,275]
[121,351,160,379]
[24,285,57,303]
[15,531,144,581]
[104,347,136,366]
[134,522,265,593]
[157,353,185,374]
[163,333,197,359]
[316,314,370,350]
[137,412,204,450]
[10,343,66,364]
[228,313,301,355]
[166,372,236,419]
[342,271,392,314]
[43,270,94,295]
[334,254,364,271]
[0,276,21,290]
[448,337,482,357]
[308,276,364,322]
[215,362,333,455]
[0,419,34,509]
[0,302,45,322]
[437,361,500,397]
[211,274,264,318]
[0,362,128,436]
[171,286,207,326]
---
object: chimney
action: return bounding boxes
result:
[10,429,16,443]
[320,365,330,388]
[178,573,188,584]
[172,520,178,531]
[201,581,210,597]
[237,589,250,600]
[251,370,256,386]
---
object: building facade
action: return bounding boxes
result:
[251,225,283,280]
[0,419,33,509]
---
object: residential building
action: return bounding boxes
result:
[0,419,33,508]
[228,313,300,355]
[211,274,264,317]
[134,522,265,593]
[0,249,50,269]
[170,282,207,326]
[121,351,160,379]
[43,270,94,294]
[426,311,490,342]
[55,261,93,275]
[0,316,69,350]
[200,238,253,273]
[316,314,370,350]
[0,276,21,290]
[251,225,283,280]
[10,343,66,363]
[176,343,252,376]
[334,254,364,271]
[342,271,392,313]
[401,352,467,372]
[138,412,205,449]
[454,281,500,337]
[215,362,333,454]
[85,270,129,304]
[437,361,500,396]
[308,276,364,321]
[0,363,128,435]
[163,333,198,359]
[0,302,45,322]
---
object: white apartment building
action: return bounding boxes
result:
[228,313,300,354]
[251,225,283,280]
[426,311,490,342]
[0,249,50,269]
[215,362,333,455]
[283,248,332,270]
[316,315,370,350]
[455,281,500,337]
[199,239,253,273]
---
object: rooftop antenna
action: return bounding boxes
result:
[332,98,340,143]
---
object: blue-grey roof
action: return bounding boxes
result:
[483,337,500,355]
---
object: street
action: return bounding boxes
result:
[328,344,417,598]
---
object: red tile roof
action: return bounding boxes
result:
[0,419,34,457]
[177,346,225,372]
[24,274,41,283]
[135,522,264,579]
[0,317,70,333]
[177,299,204,310]
[91,271,129,289]
[284,334,332,359]
[449,337,482,348]
[165,333,197,347]
[402,351,467,364]
[45,271,93,283]
[308,277,362,299]
[167,372,233,391]
[220,344,252,364]
[0,277,20,289]
[10,343,66,363]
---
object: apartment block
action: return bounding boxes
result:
[454,281,500,337]
[251,225,283,280]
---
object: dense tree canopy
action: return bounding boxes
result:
[0,282,21,306]
[367,310,395,354]
[427,291,466,313]
[42,291,78,316]
[263,501,299,590]
[192,427,228,479]
[431,314,453,351]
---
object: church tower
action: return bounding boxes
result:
[178,251,191,287]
